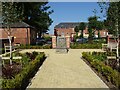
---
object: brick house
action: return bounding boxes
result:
[54,22,79,41]
[54,22,108,40]
[94,29,108,38]
[0,22,37,45]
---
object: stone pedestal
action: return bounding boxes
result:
[52,35,70,49]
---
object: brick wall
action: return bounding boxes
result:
[95,30,108,37]
[54,28,75,36]
[54,27,108,39]
[66,36,70,48]
[0,28,31,45]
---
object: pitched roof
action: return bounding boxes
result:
[54,22,80,28]
[0,22,31,28]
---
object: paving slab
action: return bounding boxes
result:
[20,49,109,89]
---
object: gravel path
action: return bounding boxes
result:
[20,49,109,88]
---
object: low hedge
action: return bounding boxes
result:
[0,48,5,54]
[70,43,102,49]
[19,44,52,49]
[2,52,45,89]
[92,51,107,61]
[82,52,120,89]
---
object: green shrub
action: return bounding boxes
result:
[22,55,30,66]
[2,52,45,89]
[0,48,5,54]
[19,45,52,49]
[71,43,102,49]
[82,52,120,89]
[92,52,107,61]
[0,48,4,54]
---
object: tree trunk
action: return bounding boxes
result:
[116,19,119,67]
[81,30,83,38]
[116,40,119,66]
[8,36,12,65]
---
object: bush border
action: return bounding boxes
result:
[82,52,120,89]
[2,52,45,89]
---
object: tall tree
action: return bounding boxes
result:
[98,2,120,67]
[98,2,119,35]
[2,2,23,65]
[88,16,104,42]
[79,22,86,38]
[17,2,53,37]
[96,21,104,38]
[88,16,98,42]
[74,26,79,41]
[106,2,119,35]
[106,2,119,67]
[74,26,79,33]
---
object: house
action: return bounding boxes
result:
[94,29,108,38]
[0,22,37,46]
[54,22,108,40]
[54,22,80,41]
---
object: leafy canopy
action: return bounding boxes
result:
[18,2,53,35]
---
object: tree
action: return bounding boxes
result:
[96,21,104,38]
[88,16,104,42]
[98,2,120,35]
[106,2,119,67]
[74,26,79,41]
[2,2,53,64]
[74,26,79,33]
[79,22,86,38]
[98,2,120,67]
[106,2,119,35]
[2,2,23,65]
[17,2,53,37]
[88,16,98,42]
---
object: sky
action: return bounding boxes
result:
[47,2,105,34]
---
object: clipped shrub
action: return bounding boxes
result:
[2,52,45,89]
[19,45,52,49]
[82,52,120,89]
[0,48,5,54]
[70,43,102,49]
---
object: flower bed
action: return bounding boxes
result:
[82,52,120,89]
[1,52,45,89]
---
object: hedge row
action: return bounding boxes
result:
[70,43,102,49]
[19,44,52,49]
[82,52,120,89]
[2,52,45,89]
[0,48,5,54]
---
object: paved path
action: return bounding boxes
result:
[20,49,109,88]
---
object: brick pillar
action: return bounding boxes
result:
[107,35,109,44]
[52,36,56,49]
[66,36,70,48]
